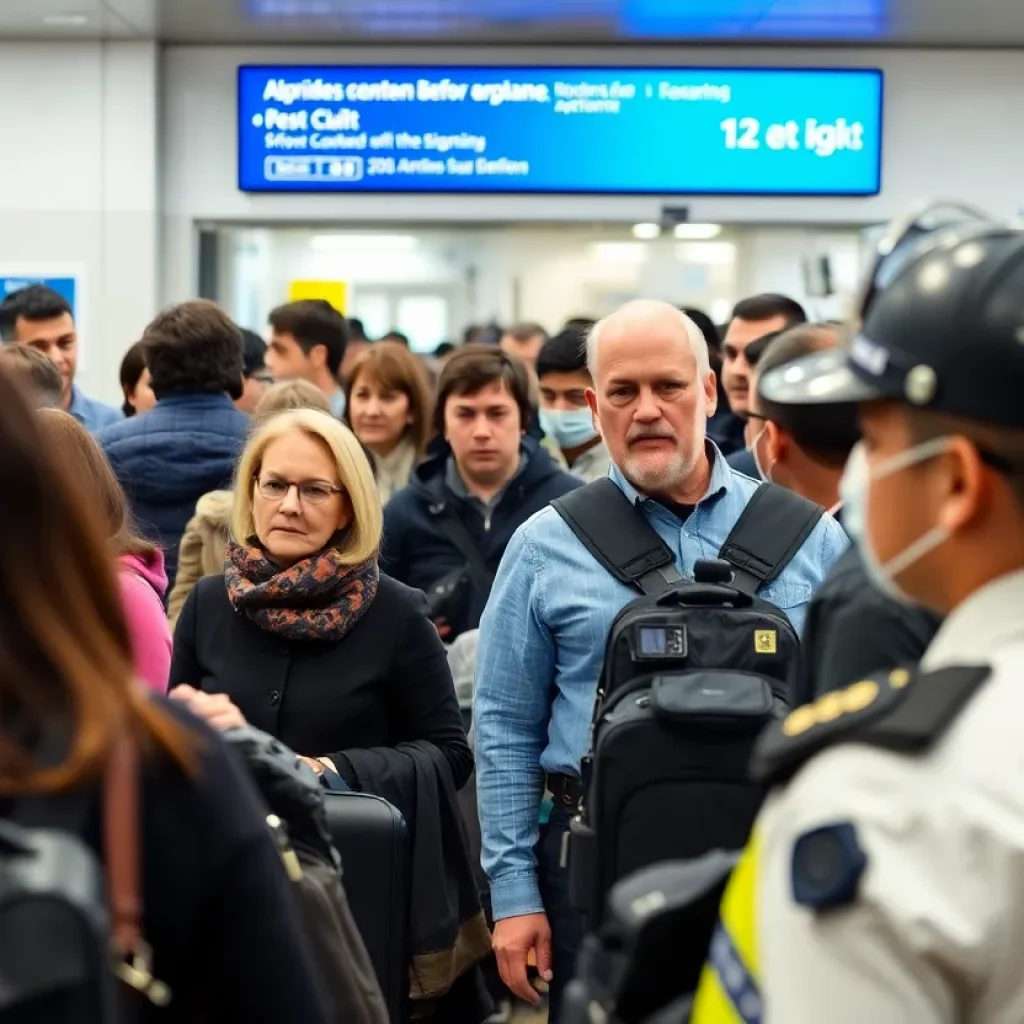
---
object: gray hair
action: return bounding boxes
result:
[586,301,712,380]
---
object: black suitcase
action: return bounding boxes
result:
[324,792,411,1023]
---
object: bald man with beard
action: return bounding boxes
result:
[473,300,847,1022]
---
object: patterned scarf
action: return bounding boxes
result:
[224,540,379,642]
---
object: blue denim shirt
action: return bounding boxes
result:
[68,385,122,433]
[474,450,848,920]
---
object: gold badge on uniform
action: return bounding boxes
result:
[889,668,912,689]
[780,678,882,737]
[754,629,777,654]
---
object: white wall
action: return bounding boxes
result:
[0,41,158,406]
[161,44,1024,307]
[216,222,866,343]
[217,224,748,344]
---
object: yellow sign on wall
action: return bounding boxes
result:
[287,279,347,313]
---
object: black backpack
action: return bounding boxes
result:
[0,732,164,1023]
[551,478,824,929]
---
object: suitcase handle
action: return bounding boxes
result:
[654,583,753,609]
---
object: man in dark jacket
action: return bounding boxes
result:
[98,300,250,587]
[717,293,807,467]
[749,323,942,705]
[382,345,581,640]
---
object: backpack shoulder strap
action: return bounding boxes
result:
[719,482,826,596]
[552,479,682,595]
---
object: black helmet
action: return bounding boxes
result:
[759,201,1024,431]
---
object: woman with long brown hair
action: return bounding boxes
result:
[38,409,172,694]
[0,365,332,1022]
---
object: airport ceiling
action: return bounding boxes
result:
[10,0,1024,46]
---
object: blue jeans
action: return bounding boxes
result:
[535,806,585,1024]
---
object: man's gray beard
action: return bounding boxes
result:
[620,449,696,496]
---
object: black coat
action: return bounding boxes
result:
[380,437,582,638]
[790,546,943,707]
[169,573,472,792]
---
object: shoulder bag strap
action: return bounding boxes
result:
[718,482,826,596]
[436,512,495,589]
[106,726,169,1008]
[552,478,682,596]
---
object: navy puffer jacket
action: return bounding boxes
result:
[99,393,249,587]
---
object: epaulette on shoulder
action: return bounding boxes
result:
[752,663,992,788]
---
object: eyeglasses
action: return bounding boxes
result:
[257,477,342,505]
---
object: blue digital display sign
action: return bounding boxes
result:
[238,65,883,196]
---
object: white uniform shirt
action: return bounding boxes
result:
[758,569,1024,1023]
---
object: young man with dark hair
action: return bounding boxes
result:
[744,324,853,497]
[721,293,807,419]
[0,284,120,431]
[98,300,250,586]
[380,329,410,348]
[0,344,64,408]
[381,344,580,640]
[347,317,368,342]
[536,328,610,482]
[236,328,273,415]
[713,293,807,463]
[745,323,940,706]
[500,321,548,372]
[266,299,349,416]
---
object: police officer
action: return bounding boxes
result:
[692,205,1024,1022]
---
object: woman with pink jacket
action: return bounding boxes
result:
[39,409,171,693]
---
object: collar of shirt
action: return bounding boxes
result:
[922,567,1024,670]
[608,441,731,525]
[329,387,346,418]
[445,450,528,514]
[67,385,121,433]
[67,384,87,417]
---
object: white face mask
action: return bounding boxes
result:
[748,423,774,483]
[839,437,954,604]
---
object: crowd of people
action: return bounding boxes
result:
[2,208,1022,1024]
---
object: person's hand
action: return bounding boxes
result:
[298,755,326,776]
[492,913,553,1006]
[170,685,247,732]
[433,618,453,641]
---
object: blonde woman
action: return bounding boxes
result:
[167,379,332,625]
[169,408,471,790]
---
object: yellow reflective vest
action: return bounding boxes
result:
[689,830,763,1024]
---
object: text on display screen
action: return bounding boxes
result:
[237,66,884,196]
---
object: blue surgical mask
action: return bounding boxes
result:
[539,407,598,450]
[839,439,953,605]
